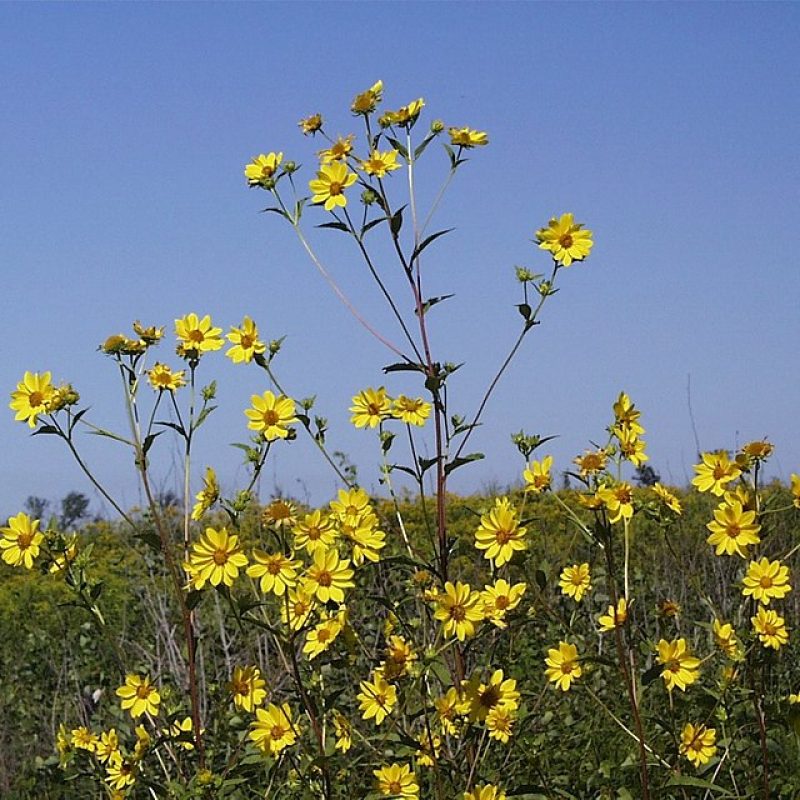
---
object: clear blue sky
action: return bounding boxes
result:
[2,2,799,516]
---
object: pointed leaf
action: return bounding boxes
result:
[316,221,350,233]
[444,452,484,476]
[32,425,60,436]
[411,228,454,263]
[142,432,162,455]
[386,137,409,159]
[414,294,455,317]
[382,361,426,374]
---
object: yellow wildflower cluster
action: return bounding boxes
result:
[350,387,432,428]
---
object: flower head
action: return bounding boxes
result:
[706,499,761,558]
[1,512,44,569]
[299,114,323,135]
[249,703,296,755]
[680,723,717,767]
[392,395,431,426]
[380,99,425,128]
[229,665,268,712]
[175,313,224,358]
[245,390,298,441]
[292,509,338,554]
[361,149,402,178]
[186,527,248,589]
[448,127,488,148]
[245,152,283,186]
[350,387,392,428]
[148,363,186,392]
[191,466,219,521]
[599,598,628,632]
[791,473,800,509]
[481,579,527,629]
[692,451,741,496]
[465,786,506,800]
[573,448,608,477]
[434,581,484,641]
[358,670,397,725]
[474,497,527,567]
[652,483,682,514]
[545,641,581,691]
[752,606,789,650]
[352,80,383,115]
[523,456,552,493]
[303,615,343,660]
[116,674,161,718]
[319,134,355,164]
[309,162,357,211]
[303,548,354,604]
[597,482,634,524]
[712,619,741,659]
[227,316,266,364]
[559,563,592,603]
[742,557,791,605]
[10,371,54,428]
[656,639,700,692]
[247,550,300,596]
[374,763,419,798]
[535,213,593,266]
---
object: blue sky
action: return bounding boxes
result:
[2,2,799,516]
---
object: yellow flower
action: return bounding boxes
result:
[361,149,402,178]
[597,482,634,524]
[303,548,354,604]
[559,563,592,603]
[448,127,488,148]
[247,550,300,596]
[249,703,296,755]
[0,512,44,569]
[186,527,248,589]
[414,728,441,766]
[105,751,136,791]
[382,635,417,679]
[739,439,774,464]
[523,455,552,493]
[281,586,317,631]
[791,473,800,509]
[751,606,789,650]
[391,395,431,426]
[374,763,419,798]
[680,723,717,768]
[330,487,371,522]
[465,786,506,800]
[262,498,298,529]
[573,448,608,477]
[147,363,186,392]
[652,483,682,514]
[465,669,520,723]
[344,519,387,566]
[49,535,78,574]
[358,671,397,725]
[380,99,425,128]
[175,313,224,357]
[133,320,164,344]
[614,427,648,467]
[71,726,98,751]
[350,387,392,428]
[303,615,343,660]
[162,717,195,751]
[229,665,268,712]
[480,579,526,629]
[292,510,337,554]
[133,724,151,761]
[245,390,298,441]
[191,466,219,521]
[309,161,357,211]
[742,557,791,605]
[10,371,54,428]
[435,687,465,736]
[692,451,741,496]
[712,619,740,659]
[656,639,700,692]
[535,213,593,266]
[474,497,527,567]
[226,316,266,364]
[332,710,352,752]
[244,152,283,186]
[95,728,119,763]
[116,674,161,718]
[598,598,628,632]
[299,113,323,135]
[319,134,355,164]
[485,705,515,743]
[545,641,582,691]
[351,80,383,115]
[434,581,484,641]
[705,499,761,558]
[612,391,645,435]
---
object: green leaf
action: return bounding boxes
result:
[660,776,732,795]
[418,456,440,475]
[68,407,89,434]
[390,205,406,236]
[382,361,426,374]
[410,228,454,263]
[155,420,187,438]
[316,221,349,233]
[32,425,60,436]
[444,452,484,476]
[386,137,409,159]
[135,531,162,552]
[389,464,418,479]
[142,432,162,455]
[415,294,455,317]
[361,217,386,236]
[194,404,217,430]
[414,134,435,160]
[517,303,532,321]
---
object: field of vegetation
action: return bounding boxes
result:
[4,81,800,799]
